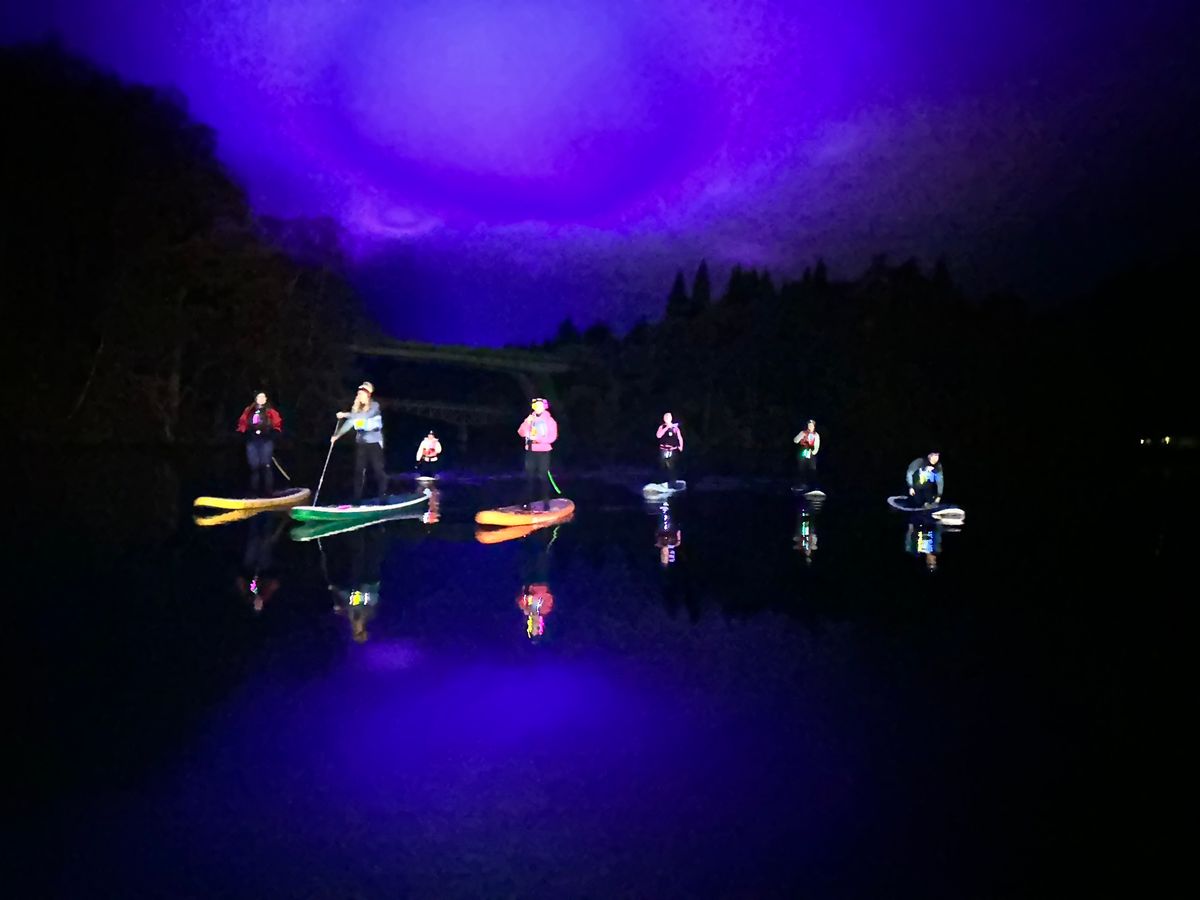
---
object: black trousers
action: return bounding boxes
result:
[524,450,551,509]
[246,439,274,496]
[913,482,939,506]
[796,454,817,487]
[659,448,678,479]
[354,442,388,501]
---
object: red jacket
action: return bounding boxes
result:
[237,405,283,435]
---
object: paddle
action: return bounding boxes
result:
[547,469,562,495]
[313,418,342,506]
[272,456,292,482]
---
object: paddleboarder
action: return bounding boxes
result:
[905,451,944,507]
[415,431,442,478]
[793,419,821,490]
[331,382,388,502]
[517,397,558,511]
[236,391,284,497]
[656,413,684,487]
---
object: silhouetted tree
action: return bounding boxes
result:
[583,321,616,346]
[692,260,712,315]
[553,317,581,345]
[665,269,690,319]
[813,258,829,288]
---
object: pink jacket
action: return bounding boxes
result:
[518,412,558,452]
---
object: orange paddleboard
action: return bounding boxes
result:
[474,498,575,527]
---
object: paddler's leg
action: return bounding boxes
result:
[247,440,266,496]
[353,441,368,502]
[523,450,537,509]
[537,451,551,510]
[368,444,388,500]
[246,440,259,496]
[262,440,275,495]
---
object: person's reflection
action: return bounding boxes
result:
[793,510,818,563]
[516,525,559,641]
[906,521,944,572]
[793,495,822,564]
[331,525,388,642]
[422,487,441,526]
[653,498,682,567]
[235,514,287,612]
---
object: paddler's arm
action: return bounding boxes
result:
[905,458,920,493]
[677,426,684,453]
[332,413,354,442]
[811,433,819,455]
[544,415,558,445]
[518,416,532,438]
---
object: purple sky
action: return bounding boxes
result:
[4,1,1197,343]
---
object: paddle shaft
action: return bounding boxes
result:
[272,456,291,481]
[313,420,341,505]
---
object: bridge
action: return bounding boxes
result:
[355,341,572,446]
[380,399,511,428]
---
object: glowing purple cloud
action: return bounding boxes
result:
[4,0,1196,342]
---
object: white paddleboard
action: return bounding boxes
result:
[888,495,965,520]
[643,480,686,497]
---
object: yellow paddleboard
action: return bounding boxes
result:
[193,487,311,511]
[193,508,268,527]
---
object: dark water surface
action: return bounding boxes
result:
[17,453,1190,898]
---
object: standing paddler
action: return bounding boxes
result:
[793,419,821,491]
[517,397,558,510]
[655,412,684,488]
[236,391,283,497]
[331,381,388,503]
[415,431,442,479]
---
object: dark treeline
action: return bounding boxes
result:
[541,253,1193,484]
[1,43,370,444]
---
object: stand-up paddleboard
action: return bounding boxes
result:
[474,517,569,545]
[887,495,965,521]
[194,487,311,511]
[475,498,575,527]
[194,507,270,527]
[291,490,430,522]
[791,487,826,498]
[291,509,429,542]
[643,480,686,497]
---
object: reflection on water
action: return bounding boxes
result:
[327,525,388,643]
[793,494,823,563]
[904,521,962,572]
[423,487,441,525]
[235,514,287,612]
[652,497,683,567]
[517,524,561,640]
[27,456,1188,898]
